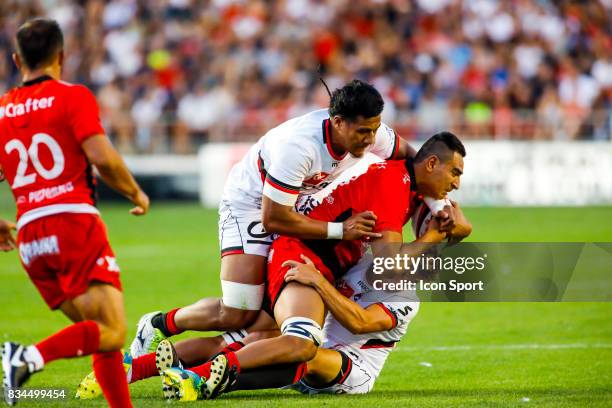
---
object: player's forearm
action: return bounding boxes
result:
[82,134,143,202]
[95,160,142,202]
[313,278,374,334]
[400,231,446,255]
[263,210,329,239]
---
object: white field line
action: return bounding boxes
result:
[397,343,612,352]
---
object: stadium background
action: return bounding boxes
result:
[1,0,611,406]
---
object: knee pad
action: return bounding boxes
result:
[221,280,264,310]
[280,317,323,347]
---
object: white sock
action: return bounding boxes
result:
[24,346,45,372]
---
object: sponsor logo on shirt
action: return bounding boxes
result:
[303,172,330,185]
[0,97,56,119]
[28,182,74,204]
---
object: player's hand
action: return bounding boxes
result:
[343,211,382,240]
[436,204,456,233]
[0,220,17,252]
[447,200,472,241]
[420,216,447,243]
[129,189,150,216]
[283,255,324,288]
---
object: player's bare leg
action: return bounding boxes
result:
[131,311,279,387]
[302,348,344,387]
[70,284,131,407]
[233,283,325,368]
[175,253,266,330]
[156,326,348,399]
[174,311,279,367]
[165,283,325,400]
[71,284,127,352]
[3,283,131,407]
[130,253,266,358]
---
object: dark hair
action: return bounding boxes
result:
[16,18,63,70]
[328,79,384,121]
[414,131,466,163]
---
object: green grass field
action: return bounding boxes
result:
[0,194,611,407]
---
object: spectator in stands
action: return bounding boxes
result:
[1,0,609,152]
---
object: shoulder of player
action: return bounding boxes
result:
[266,118,325,155]
[275,108,327,136]
[55,80,93,95]
[366,160,408,178]
[50,81,96,100]
[376,122,396,136]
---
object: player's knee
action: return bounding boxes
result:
[217,306,258,330]
[284,336,318,362]
[280,317,322,362]
[99,320,127,351]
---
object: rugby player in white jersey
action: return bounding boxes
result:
[129,80,455,357]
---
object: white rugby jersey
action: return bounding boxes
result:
[322,254,420,378]
[221,109,400,212]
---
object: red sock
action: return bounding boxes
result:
[94,351,133,408]
[222,341,244,354]
[165,308,184,336]
[189,351,242,379]
[189,361,211,378]
[225,351,241,374]
[129,353,158,383]
[35,321,100,364]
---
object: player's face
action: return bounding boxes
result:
[336,115,381,157]
[427,152,464,199]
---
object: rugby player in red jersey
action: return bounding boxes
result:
[158,132,468,400]
[0,18,148,407]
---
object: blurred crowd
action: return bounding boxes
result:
[1,0,611,153]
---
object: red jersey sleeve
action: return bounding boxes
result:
[362,162,411,234]
[67,85,105,143]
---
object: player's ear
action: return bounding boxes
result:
[426,155,438,172]
[332,115,344,130]
[58,50,64,67]
[12,53,21,70]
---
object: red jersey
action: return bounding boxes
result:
[0,76,104,228]
[299,159,419,277]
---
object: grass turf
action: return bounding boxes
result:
[0,195,611,407]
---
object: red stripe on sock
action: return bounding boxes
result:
[292,362,308,383]
[189,361,211,378]
[130,353,158,383]
[223,341,244,353]
[93,351,133,408]
[165,308,184,336]
[36,321,100,364]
